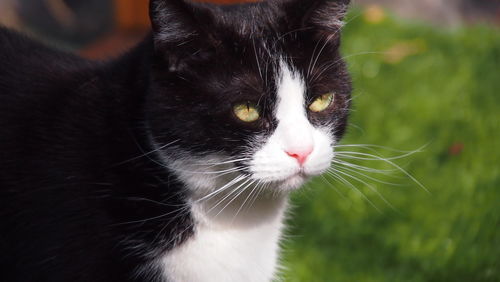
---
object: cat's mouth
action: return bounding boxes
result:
[249,164,330,191]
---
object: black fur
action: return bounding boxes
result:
[0,0,351,281]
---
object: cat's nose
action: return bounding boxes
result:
[286,147,313,165]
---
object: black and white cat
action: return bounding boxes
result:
[0,0,351,281]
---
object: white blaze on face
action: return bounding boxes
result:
[250,60,335,190]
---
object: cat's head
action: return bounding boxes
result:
[145,0,351,195]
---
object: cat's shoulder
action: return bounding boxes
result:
[0,26,38,53]
[0,26,94,76]
[0,27,110,130]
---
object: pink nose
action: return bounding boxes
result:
[286,148,313,165]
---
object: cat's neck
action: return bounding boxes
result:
[191,187,288,230]
[161,180,288,282]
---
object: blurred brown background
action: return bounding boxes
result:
[0,0,498,60]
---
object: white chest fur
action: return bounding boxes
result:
[160,193,288,282]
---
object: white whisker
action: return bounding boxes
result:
[332,159,398,175]
[112,205,190,226]
[327,170,381,213]
[194,174,248,203]
[311,51,386,83]
[333,167,397,211]
[213,179,256,218]
[320,174,346,198]
[171,166,245,175]
[113,139,180,167]
[206,178,253,214]
[330,164,403,186]
[335,151,429,193]
[336,147,424,161]
[232,180,263,222]
[335,143,428,153]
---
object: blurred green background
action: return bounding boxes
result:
[283,7,500,282]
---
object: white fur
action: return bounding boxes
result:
[159,153,287,282]
[161,192,287,282]
[250,61,334,190]
[159,61,335,281]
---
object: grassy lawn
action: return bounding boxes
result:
[283,9,500,282]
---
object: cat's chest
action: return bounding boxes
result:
[159,199,287,282]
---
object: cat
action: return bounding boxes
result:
[0,0,351,281]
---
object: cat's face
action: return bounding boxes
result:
[146,0,351,193]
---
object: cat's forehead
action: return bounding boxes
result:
[191,1,340,60]
[209,34,340,95]
[192,1,285,36]
[216,27,338,77]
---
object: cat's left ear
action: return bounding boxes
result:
[149,0,215,71]
[283,0,350,37]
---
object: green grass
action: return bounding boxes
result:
[282,10,500,282]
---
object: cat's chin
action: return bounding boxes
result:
[270,173,309,191]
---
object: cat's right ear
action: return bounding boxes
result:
[281,0,350,39]
[149,0,214,72]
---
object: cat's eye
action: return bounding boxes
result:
[233,102,260,122]
[308,93,334,113]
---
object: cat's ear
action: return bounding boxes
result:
[149,0,215,71]
[283,0,350,37]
